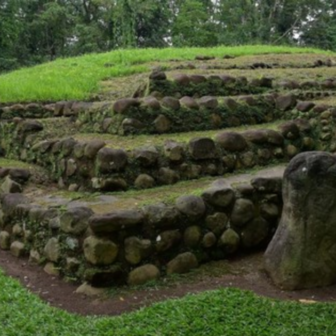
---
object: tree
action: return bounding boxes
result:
[172,0,217,47]
[113,0,170,48]
[214,0,259,45]
[300,2,336,51]
[0,0,23,71]
[67,0,115,55]
[24,1,72,61]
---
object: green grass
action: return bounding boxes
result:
[75,121,283,150]
[36,163,285,213]
[0,158,35,169]
[0,45,332,103]
[1,268,336,336]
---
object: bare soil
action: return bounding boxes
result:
[2,249,336,317]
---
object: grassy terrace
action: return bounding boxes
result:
[0,45,332,103]
[2,46,336,335]
[74,121,283,151]
[1,269,336,336]
[0,158,35,169]
[165,66,336,82]
[27,164,284,213]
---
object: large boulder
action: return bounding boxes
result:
[265,151,336,289]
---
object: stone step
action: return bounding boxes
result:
[25,164,286,214]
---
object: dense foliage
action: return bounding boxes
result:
[0,0,336,72]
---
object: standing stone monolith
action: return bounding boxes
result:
[265,151,336,290]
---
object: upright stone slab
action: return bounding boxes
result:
[265,151,336,290]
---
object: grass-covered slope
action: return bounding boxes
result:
[0,45,331,103]
[1,269,336,336]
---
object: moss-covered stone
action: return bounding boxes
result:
[230,199,255,227]
[60,207,93,235]
[128,264,160,286]
[44,237,61,262]
[166,252,198,275]
[0,231,10,250]
[206,212,229,236]
[183,226,202,248]
[124,237,152,265]
[83,236,118,266]
[218,229,240,253]
[10,241,25,257]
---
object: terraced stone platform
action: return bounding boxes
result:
[0,53,336,288]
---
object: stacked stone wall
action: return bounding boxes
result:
[0,175,283,286]
[0,112,319,192]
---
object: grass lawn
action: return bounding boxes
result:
[0,45,332,103]
[1,268,336,336]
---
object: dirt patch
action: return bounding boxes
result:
[1,249,336,317]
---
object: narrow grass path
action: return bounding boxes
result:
[0,45,331,103]
[75,121,282,150]
[1,268,336,336]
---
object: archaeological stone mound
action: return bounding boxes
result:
[265,151,336,290]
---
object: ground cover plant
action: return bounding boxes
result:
[1,267,336,336]
[0,45,330,103]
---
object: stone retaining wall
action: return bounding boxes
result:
[0,103,54,119]
[167,59,335,71]
[0,90,334,127]
[0,175,283,287]
[79,94,280,135]
[0,115,317,193]
[0,100,335,193]
[147,72,272,97]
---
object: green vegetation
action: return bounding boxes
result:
[75,121,283,151]
[1,0,336,73]
[39,163,285,214]
[0,45,331,103]
[0,158,35,169]
[1,268,336,336]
